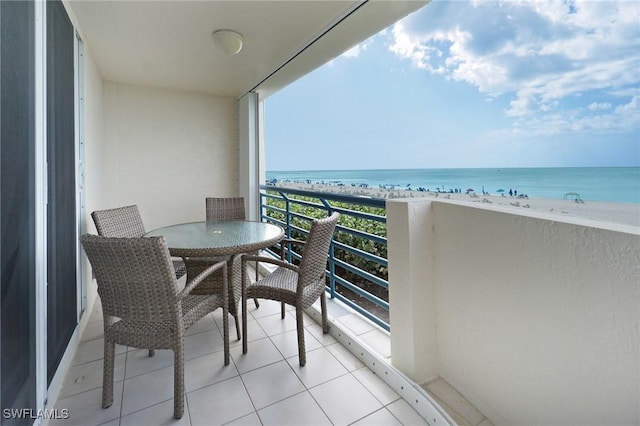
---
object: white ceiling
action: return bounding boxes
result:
[67,1,429,99]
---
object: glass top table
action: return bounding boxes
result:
[145,220,285,258]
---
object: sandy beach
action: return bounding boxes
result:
[268,181,640,229]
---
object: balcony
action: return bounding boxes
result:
[46,188,638,426]
[2,2,637,425]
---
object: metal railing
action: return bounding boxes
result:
[259,185,389,331]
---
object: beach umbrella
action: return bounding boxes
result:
[466,188,474,193]
[496,189,505,193]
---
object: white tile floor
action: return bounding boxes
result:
[47,298,429,426]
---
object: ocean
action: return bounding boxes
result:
[266,167,640,204]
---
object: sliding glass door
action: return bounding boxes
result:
[46,0,77,384]
[0,0,38,422]
[2,2,80,422]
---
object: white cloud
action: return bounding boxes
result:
[341,39,371,59]
[503,93,639,137]
[389,0,640,135]
[588,102,612,111]
[342,44,362,58]
[615,95,639,114]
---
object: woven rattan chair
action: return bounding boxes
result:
[80,234,229,419]
[186,197,259,340]
[91,205,187,279]
[206,196,261,297]
[241,212,340,366]
[205,196,246,221]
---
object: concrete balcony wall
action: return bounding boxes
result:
[388,198,640,425]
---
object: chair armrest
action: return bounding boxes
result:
[179,259,228,298]
[281,238,305,247]
[242,254,299,273]
[279,238,305,260]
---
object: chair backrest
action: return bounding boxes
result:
[298,212,340,297]
[91,205,146,238]
[206,197,246,221]
[80,234,180,323]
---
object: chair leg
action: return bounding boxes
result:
[148,349,155,357]
[233,312,241,341]
[281,302,286,319]
[222,266,230,366]
[173,343,184,419]
[253,260,260,309]
[102,339,115,409]
[242,266,248,355]
[321,292,329,334]
[227,258,242,341]
[296,307,306,366]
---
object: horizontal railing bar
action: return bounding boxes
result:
[285,216,385,246]
[333,240,388,268]
[331,291,389,329]
[264,191,386,224]
[262,192,282,201]
[283,198,386,224]
[263,205,287,216]
[287,211,320,225]
[330,206,386,223]
[262,216,285,228]
[333,275,389,310]
[335,226,387,246]
[284,198,328,211]
[334,258,388,290]
[262,185,385,208]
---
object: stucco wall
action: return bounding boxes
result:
[100,82,238,230]
[388,198,640,425]
[83,46,105,225]
[80,43,104,316]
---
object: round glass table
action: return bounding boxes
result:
[145,220,285,349]
[145,220,284,365]
[145,220,285,258]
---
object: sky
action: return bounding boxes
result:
[264,0,640,171]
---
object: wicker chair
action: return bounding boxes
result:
[186,197,259,340]
[80,234,229,419]
[241,212,340,366]
[205,196,246,221]
[91,205,187,279]
[206,196,261,286]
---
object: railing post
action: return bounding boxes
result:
[258,192,265,221]
[321,199,336,298]
[328,240,336,299]
[279,191,292,263]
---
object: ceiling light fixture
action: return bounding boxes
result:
[212,29,244,56]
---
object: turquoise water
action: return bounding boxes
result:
[266,167,640,204]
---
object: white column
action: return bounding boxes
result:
[387,199,439,384]
[238,92,260,220]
